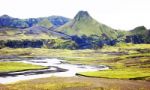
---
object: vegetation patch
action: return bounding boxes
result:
[0,43,150,80]
[0,62,47,72]
[6,77,91,90]
[1,77,150,90]
[78,68,150,80]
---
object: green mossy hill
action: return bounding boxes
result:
[129,26,147,35]
[37,18,53,28]
[56,11,126,39]
[126,26,150,43]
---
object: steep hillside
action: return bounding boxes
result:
[0,27,74,49]
[56,11,126,39]
[129,26,147,35]
[125,26,150,43]
[0,26,71,40]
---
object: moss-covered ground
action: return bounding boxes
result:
[0,43,150,90]
[0,62,47,72]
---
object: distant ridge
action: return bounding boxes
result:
[0,15,70,28]
[0,11,149,49]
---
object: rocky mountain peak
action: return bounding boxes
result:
[133,26,147,31]
[0,14,11,18]
[74,11,91,21]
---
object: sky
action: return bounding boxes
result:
[0,0,150,30]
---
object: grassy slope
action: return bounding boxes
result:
[129,26,147,35]
[37,18,53,28]
[0,62,46,72]
[79,68,150,80]
[0,28,56,40]
[0,34,54,40]
[1,77,150,90]
[56,14,126,39]
[6,77,91,90]
[126,26,150,43]
[77,43,150,80]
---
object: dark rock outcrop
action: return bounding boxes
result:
[0,39,76,49]
[125,35,144,44]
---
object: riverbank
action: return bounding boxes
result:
[1,77,150,90]
[0,43,150,90]
[0,59,108,84]
[0,43,149,80]
[0,62,47,73]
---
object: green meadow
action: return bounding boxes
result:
[0,62,47,72]
[0,43,150,90]
[0,43,150,79]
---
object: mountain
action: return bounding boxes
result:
[0,11,149,49]
[129,26,147,35]
[125,26,150,43]
[47,16,70,27]
[0,15,29,28]
[0,15,71,40]
[0,15,70,28]
[56,11,125,39]
[37,18,53,28]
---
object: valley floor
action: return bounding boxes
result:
[0,43,150,90]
